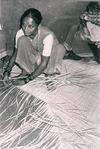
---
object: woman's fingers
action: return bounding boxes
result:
[12,78,26,86]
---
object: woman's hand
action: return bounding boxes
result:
[12,78,26,86]
[11,75,32,86]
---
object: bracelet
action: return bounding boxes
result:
[24,77,30,84]
[28,75,35,81]
[6,67,12,73]
[4,66,12,75]
[24,75,35,84]
[3,70,11,76]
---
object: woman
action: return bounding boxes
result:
[3,8,66,84]
[63,2,100,64]
[63,22,90,61]
[80,2,100,63]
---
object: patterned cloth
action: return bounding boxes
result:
[80,12,100,42]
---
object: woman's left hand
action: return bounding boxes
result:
[12,78,26,86]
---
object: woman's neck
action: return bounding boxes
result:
[29,29,38,39]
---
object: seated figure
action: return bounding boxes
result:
[3,8,66,85]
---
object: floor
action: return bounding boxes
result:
[0,56,100,149]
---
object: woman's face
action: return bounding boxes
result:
[22,17,38,38]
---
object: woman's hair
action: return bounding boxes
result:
[86,2,100,13]
[20,8,43,28]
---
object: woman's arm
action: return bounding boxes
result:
[11,55,49,85]
[63,24,78,51]
[3,47,17,76]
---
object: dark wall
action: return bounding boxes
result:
[1,0,89,54]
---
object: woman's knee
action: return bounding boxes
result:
[56,44,66,57]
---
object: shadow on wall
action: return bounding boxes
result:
[48,16,79,43]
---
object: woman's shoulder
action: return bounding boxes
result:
[39,25,54,35]
[16,28,24,36]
